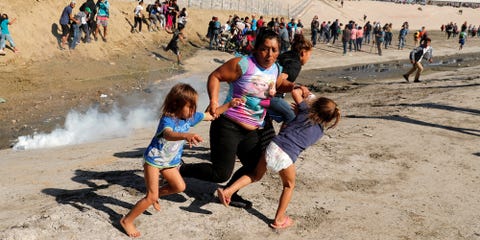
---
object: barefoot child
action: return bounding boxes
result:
[217,88,340,229]
[121,83,243,238]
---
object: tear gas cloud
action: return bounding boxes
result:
[13,75,217,150]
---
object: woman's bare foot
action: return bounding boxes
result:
[120,216,141,238]
[153,200,161,211]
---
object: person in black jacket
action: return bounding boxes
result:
[268,34,313,124]
[403,37,433,82]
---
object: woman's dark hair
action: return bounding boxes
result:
[253,29,279,50]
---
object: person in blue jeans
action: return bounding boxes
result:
[0,13,19,54]
[70,8,90,49]
[268,33,313,125]
[398,25,408,50]
[209,16,221,49]
[341,24,350,56]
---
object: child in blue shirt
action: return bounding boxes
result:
[217,88,340,229]
[120,83,242,238]
[0,13,19,54]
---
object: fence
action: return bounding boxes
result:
[176,0,312,19]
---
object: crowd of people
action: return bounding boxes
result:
[130,0,187,34]
[206,14,305,55]
[59,0,110,50]
[204,13,475,60]
[440,21,479,50]
[57,0,187,51]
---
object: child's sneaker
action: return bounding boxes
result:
[0,49,6,55]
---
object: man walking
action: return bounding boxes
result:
[403,38,433,83]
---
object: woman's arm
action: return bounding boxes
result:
[206,57,243,117]
[275,73,294,93]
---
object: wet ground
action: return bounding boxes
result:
[298,53,480,91]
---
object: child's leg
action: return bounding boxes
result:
[0,34,6,50]
[120,163,159,238]
[218,154,267,206]
[272,164,296,228]
[153,166,186,210]
[6,35,15,49]
[177,52,182,64]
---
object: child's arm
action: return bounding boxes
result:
[291,85,311,104]
[204,97,244,121]
[291,88,304,105]
[162,128,203,148]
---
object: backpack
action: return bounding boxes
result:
[79,3,86,11]
[409,46,423,61]
[414,31,420,39]
[146,4,154,13]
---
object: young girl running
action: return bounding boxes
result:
[217,88,340,229]
[120,83,242,238]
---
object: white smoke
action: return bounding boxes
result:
[12,73,222,150]
[12,103,158,150]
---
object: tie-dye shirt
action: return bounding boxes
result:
[144,112,205,168]
[223,56,280,127]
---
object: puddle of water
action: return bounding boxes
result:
[303,54,480,83]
